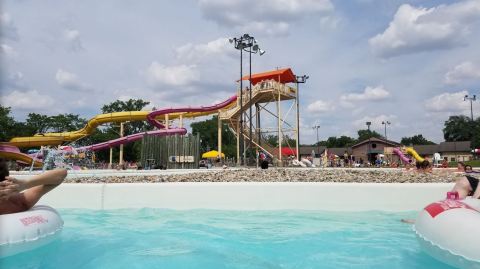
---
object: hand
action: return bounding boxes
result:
[0,178,20,201]
[6,177,28,192]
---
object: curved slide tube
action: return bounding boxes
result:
[147,95,238,129]
[406,147,425,163]
[8,95,237,148]
[0,143,42,167]
[393,148,412,164]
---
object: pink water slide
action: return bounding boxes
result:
[393,147,412,164]
[82,95,237,151]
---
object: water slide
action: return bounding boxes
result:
[0,143,42,167]
[405,147,425,163]
[393,148,412,164]
[1,95,238,165]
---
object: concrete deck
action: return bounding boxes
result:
[38,182,452,211]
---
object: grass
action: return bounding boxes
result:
[448,160,480,168]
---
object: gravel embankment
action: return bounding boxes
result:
[64,168,461,183]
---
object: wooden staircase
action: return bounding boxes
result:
[219,80,296,161]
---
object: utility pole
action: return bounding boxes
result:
[464,94,477,121]
[119,122,124,166]
[296,75,309,161]
[366,121,371,165]
[312,125,320,157]
[382,121,391,139]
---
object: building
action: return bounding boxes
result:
[299,138,473,164]
[350,137,401,163]
[412,141,472,162]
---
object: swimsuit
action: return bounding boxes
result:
[465,174,479,195]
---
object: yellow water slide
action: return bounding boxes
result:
[9,100,236,148]
[406,147,425,163]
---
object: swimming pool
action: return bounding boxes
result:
[1,209,453,269]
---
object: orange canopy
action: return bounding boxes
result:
[239,68,296,85]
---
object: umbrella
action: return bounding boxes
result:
[202,150,225,158]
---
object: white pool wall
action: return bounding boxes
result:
[38,183,452,211]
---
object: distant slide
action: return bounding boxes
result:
[0,143,42,167]
[1,95,238,165]
[406,147,425,163]
[8,95,237,148]
[393,148,412,164]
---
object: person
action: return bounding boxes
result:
[450,163,480,199]
[417,159,432,173]
[441,159,448,168]
[0,158,67,215]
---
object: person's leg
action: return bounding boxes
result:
[451,176,472,199]
[17,169,67,209]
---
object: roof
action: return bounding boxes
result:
[299,146,326,155]
[328,147,352,156]
[438,141,471,152]
[239,68,296,85]
[412,145,438,155]
[351,137,401,148]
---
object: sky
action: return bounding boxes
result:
[1,0,480,144]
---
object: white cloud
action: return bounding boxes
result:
[0,44,17,58]
[145,62,199,87]
[353,114,398,130]
[55,69,92,91]
[198,0,334,35]
[175,37,234,63]
[307,100,335,113]
[3,72,27,89]
[445,61,480,84]
[64,29,84,51]
[425,90,472,113]
[340,85,390,102]
[369,1,480,58]
[0,13,19,41]
[2,90,55,110]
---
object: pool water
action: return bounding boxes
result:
[1,209,454,269]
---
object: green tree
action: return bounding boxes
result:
[321,136,356,148]
[401,134,436,145]
[24,113,51,134]
[49,114,87,132]
[443,115,474,142]
[0,106,20,141]
[357,129,382,142]
[191,116,236,157]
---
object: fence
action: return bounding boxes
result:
[140,134,200,169]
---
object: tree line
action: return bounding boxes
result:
[1,100,478,162]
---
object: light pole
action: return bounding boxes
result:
[312,125,320,158]
[229,35,248,166]
[296,75,309,161]
[230,34,264,166]
[464,94,476,121]
[366,121,371,164]
[381,121,391,139]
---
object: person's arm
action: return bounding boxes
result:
[11,169,67,192]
